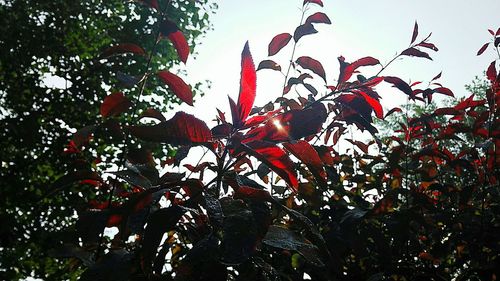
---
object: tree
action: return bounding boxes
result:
[0,0,217,279]
[5,0,500,280]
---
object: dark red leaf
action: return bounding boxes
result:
[234,186,272,201]
[140,108,166,122]
[454,94,486,111]
[357,91,383,119]
[257,60,281,71]
[305,12,331,25]
[101,43,146,58]
[431,72,442,81]
[268,33,292,56]
[411,21,418,44]
[496,28,500,36]
[236,42,257,124]
[486,61,497,83]
[477,42,490,56]
[433,107,461,116]
[100,92,132,118]
[433,87,454,97]
[157,71,193,106]
[243,141,298,190]
[346,139,370,154]
[296,56,326,81]
[303,0,323,6]
[283,140,327,187]
[294,23,318,42]
[338,56,380,83]
[128,111,212,145]
[385,107,402,118]
[228,96,241,127]
[211,123,233,138]
[160,19,189,63]
[417,42,438,51]
[401,47,432,60]
[488,29,495,35]
[384,76,414,97]
[52,170,102,190]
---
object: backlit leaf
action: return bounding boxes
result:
[268,33,292,56]
[157,71,193,106]
[305,12,331,25]
[100,92,132,118]
[243,141,298,190]
[357,91,383,119]
[284,140,327,187]
[160,19,189,63]
[236,42,257,124]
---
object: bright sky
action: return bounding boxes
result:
[180,0,500,122]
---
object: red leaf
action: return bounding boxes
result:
[234,186,272,201]
[236,42,257,124]
[417,42,438,51]
[433,107,461,116]
[228,96,241,127]
[303,0,323,6]
[296,56,326,81]
[100,92,132,118]
[157,71,193,106]
[128,111,212,145]
[283,140,327,187]
[305,12,331,25]
[294,23,318,42]
[160,19,189,63]
[384,76,414,97]
[243,141,298,190]
[433,87,454,97]
[385,107,402,118]
[257,60,281,71]
[497,28,500,36]
[268,33,292,56]
[488,29,495,36]
[476,42,489,56]
[357,91,383,119]
[101,43,146,58]
[338,56,380,83]
[431,72,442,82]
[140,108,166,122]
[486,61,497,83]
[401,47,432,60]
[411,21,418,44]
[454,94,486,111]
[346,139,370,154]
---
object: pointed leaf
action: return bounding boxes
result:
[433,87,454,97]
[294,23,318,42]
[357,91,383,119]
[305,12,331,25]
[100,92,132,118]
[101,43,145,58]
[303,0,323,7]
[401,47,432,60]
[296,56,326,81]
[477,42,489,56]
[384,76,414,97]
[111,169,152,189]
[268,33,292,56]
[140,108,166,122]
[128,112,212,145]
[283,140,327,187]
[257,60,281,71]
[339,56,380,83]
[157,71,193,106]
[160,19,189,63]
[411,21,418,44]
[417,42,438,51]
[385,107,402,118]
[228,96,241,127]
[486,61,497,83]
[243,141,298,190]
[237,42,257,123]
[431,72,442,82]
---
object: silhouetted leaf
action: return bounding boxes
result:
[296,56,326,81]
[157,70,193,106]
[358,91,383,119]
[284,140,327,187]
[303,0,323,7]
[401,47,432,60]
[128,111,212,145]
[101,43,145,58]
[268,33,292,56]
[294,23,318,42]
[80,249,133,281]
[139,108,166,122]
[411,21,418,44]
[477,42,489,56]
[384,76,414,97]
[257,60,281,71]
[110,169,152,189]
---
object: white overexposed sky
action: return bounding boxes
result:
[178,0,499,123]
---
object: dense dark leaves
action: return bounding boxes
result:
[101,43,145,58]
[157,70,193,106]
[128,111,212,144]
[268,33,292,56]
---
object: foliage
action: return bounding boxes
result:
[5,0,500,280]
[0,0,216,279]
